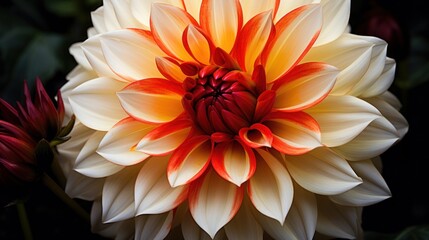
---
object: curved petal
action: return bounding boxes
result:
[135,211,174,240]
[285,147,362,195]
[189,170,244,239]
[137,118,192,156]
[305,95,381,147]
[211,140,256,186]
[102,165,141,223]
[97,117,152,166]
[239,0,279,23]
[117,79,184,123]
[360,57,396,98]
[64,170,104,201]
[101,0,122,31]
[110,0,145,29]
[272,62,338,112]
[200,0,243,53]
[316,196,364,239]
[100,29,165,81]
[130,0,184,28]
[332,117,399,161]
[239,123,273,148]
[135,155,188,215]
[69,77,127,131]
[167,136,211,187]
[264,112,322,155]
[70,42,92,70]
[274,0,316,22]
[314,0,350,46]
[183,25,213,65]
[181,210,227,240]
[156,57,188,82]
[75,131,124,178]
[248,149,293,224]
[150,3,197,61]
[262,4,322,83]
[330,159,391,206]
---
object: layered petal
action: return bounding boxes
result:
[181,210,227,240]
[135,211,174,240]
[64,170,104,201]
[183,25,214,65]
[131,0,184,29]
[314,0,350,46]
[239,0,278,23]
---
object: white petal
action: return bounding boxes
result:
[102,165,141,223]
[97,118,152,166]
[64,170,104,201]
[359,57,396,98]
[91,7,108,33]
[102,0,122,30]
[70,42,92,70]
[330,159,391,206]
[306,95,381,147]
[182,210,227,240]
[130,0,184,28]
[274,0,317,23]
[249,149,293,224]
[69,77,127,131]
[75,131,124,178]
[135,211,173,240]
[135,156,188,215]
[314,0,350,46]
[110,0,145,29]
[285,147,362,195]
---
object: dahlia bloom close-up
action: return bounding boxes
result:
[57,0,409,239]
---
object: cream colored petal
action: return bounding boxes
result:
[182,0,202,22]
[189,170,243,239]
[91,7,108,33]
[182,211,227,240]
[69,77,127,131]
[135,156,188,215]
[102,0,121,30]
[285,147,362,195]
[70,42,92,70]
[64,170,104,201]
[314,0,350,46]
[100,29,165,81]
[330,159,391,206]
[316,196,363,239]
[359,57,396,98]
[102,165,141,223]
[274,0,318,23]
[249,149,293,224]
[131,0,184,28]
[333,117,399,161]
[110,0,145,29]
[379,91,403,110]
[239,0,277,24]
[306,95,381,147]
[183,24,212,65]
[135,211,173,240]
[75,131,124,178]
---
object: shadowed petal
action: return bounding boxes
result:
[135,211,174,240]
[181,210,227,240]
[64,170,104,201]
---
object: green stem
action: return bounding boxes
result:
[16,201,33,240]
[42,173,90,224]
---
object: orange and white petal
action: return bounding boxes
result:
[189,170,244,239]
[274,0,317,23]
[183,25,213,65]
[137,118,192,156]
[285,147,362,195]
[183,0,202,21]
[359,57,396,98]
[130,0,184,29]
[135,211,174,240]
[69,77,127,131]
[253,183,317,240]
[262,4,322,83]
[156,57,188,82]
[150,3,197,61]
[239,123,273,148]
[272,62,338,112]
[233,11,275,73]
[314,0,350,46]
[167,136,211,187]
[248,149,293,224]
[64,170,104,201]
[316,196,363,239]
[239,0,278,23]
[97,117,152,166]
[200,0,243,53]
[110,0,145,29]
[181,210,227,240]
[330,159,391,206]
[102,165,141,223]
[75,131,124,178]
[264,112,322,155]
[117,79,184,123]
[211,140,256,186]
[305,95,381,147]
[332,117,399,161]
[100,29,165,81]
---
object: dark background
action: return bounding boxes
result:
[1,0,429,239]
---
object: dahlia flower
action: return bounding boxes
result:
[57,0,408,239]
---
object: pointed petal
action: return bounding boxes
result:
[135,155,188,215]
[135,211,174,240]
[102,165,141,223]
[264,112,322,155]
[272,62,338,111]
[330,159,391,206]
[262,4,322,82]
[117,79,184,123]
[70,42,92,70]
[97,117,152,166]
[181,210,227,240]
[69,77,127,131]
[306,95,381,147]
[248,149,293,224]
[285,147,362,195]
[183,25,214,65]
[189,170,244,238]
[167,136,211,187]
[156,57,188,82]
[200,0,243,53]
[109,0,144,29]
[314,0,350,46]
[137,118,192,156]
[211,140,256,186]
[131,0,184,28]
[360,58,396,98]
[274,0,315,22]
[239,0,279,23]
[150,3,197,61]
[64,170,104,201]
[75,131,124,178]
[239,123,273,148]
[100,29,165,81]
